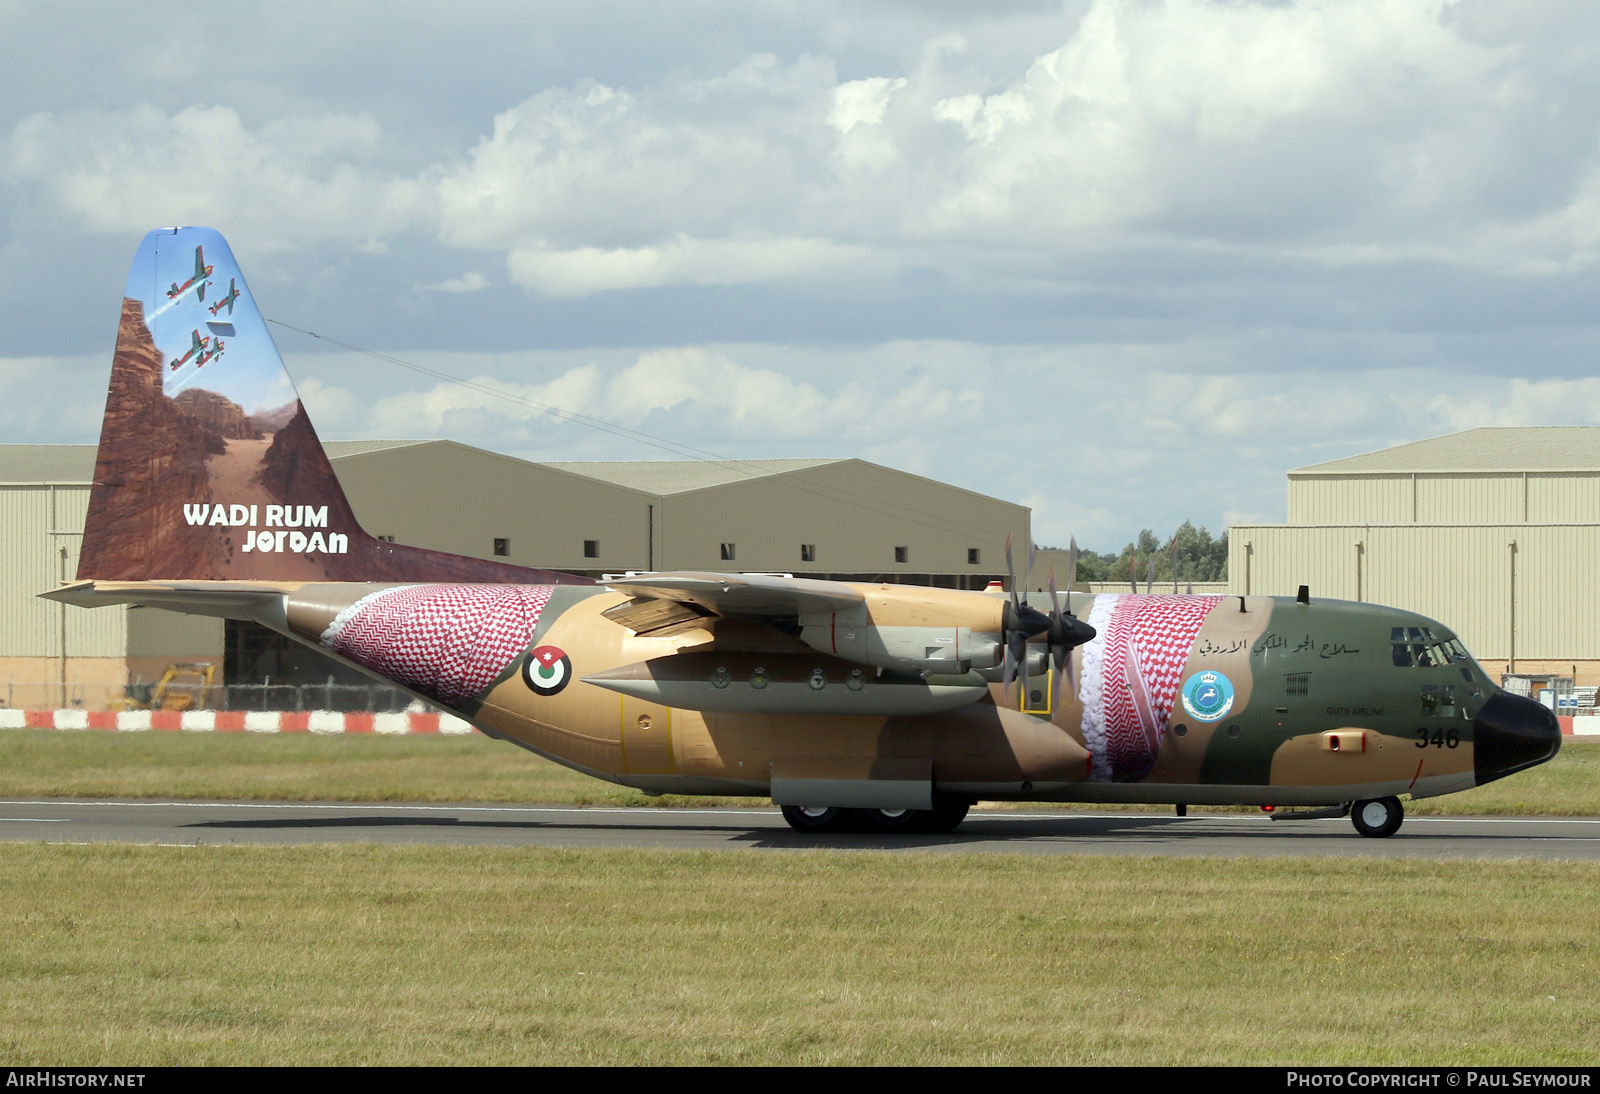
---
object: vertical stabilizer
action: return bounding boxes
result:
[79,227,587,586]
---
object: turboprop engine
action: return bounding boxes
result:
[797,605,1005,675]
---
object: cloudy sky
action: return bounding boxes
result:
[6,0,1600,551]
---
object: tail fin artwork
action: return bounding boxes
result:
[78,226,587,587]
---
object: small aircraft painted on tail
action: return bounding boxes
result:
[208,278,241,316]
[166,244,213,303]
[46,227,1563,838]
[167,328,210,371]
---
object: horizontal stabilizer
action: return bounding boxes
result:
[42,579,290,626]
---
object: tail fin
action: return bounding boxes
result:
[79,226,587,586]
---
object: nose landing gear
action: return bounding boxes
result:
[1349,796,1404,838]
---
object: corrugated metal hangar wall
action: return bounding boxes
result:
[0,442,1026,709]
[1230,427,1600,685]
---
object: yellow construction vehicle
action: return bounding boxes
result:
[108,662,218,712]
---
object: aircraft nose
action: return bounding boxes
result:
[1473,691,1561,786]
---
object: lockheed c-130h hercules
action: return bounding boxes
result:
[46,227,1562,837]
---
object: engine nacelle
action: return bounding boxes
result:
[798,606,1002,674]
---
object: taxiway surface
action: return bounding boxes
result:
[4,799,1600,858]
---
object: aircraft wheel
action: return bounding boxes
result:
[1350,796,1404,838]
[780,804,847,833]
[864,808,924,832]
[922,796,971,834]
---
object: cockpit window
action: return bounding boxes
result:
[1390,628,1472,671]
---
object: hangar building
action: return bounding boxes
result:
[1228,427,1600,687]
[0,442,1025,710]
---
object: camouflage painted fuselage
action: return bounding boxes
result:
[270,580,1559,810]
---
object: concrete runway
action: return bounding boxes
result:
[4,798,1600,857]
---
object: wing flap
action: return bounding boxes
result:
[601,595,717,638]
[605,571,864,629]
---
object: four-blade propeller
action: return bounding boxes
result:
[1001,535,1097,710]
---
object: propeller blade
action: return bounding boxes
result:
[1002,629,1030,705]
[1005,533,1020,615]
[1146,558,1155,594]
[1066,537,1079,595]
[1018,633,1030,709]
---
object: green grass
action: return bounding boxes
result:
[1,729,1595,814]
[1,845,1595,1065]
[0,729,743,806]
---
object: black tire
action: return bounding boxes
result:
[1350,796,1404,838]
[863,807,925,833]
[922,796,971,834]
[780,804,847,833]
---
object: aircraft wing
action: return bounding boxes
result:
[603,571,863,637]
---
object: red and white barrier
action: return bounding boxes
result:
[0,708,477,734]
[5,708,1598,737]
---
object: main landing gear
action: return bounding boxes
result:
[1349,796,1404,838]
[779,797,971,835]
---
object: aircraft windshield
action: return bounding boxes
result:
[1389,626,1473,669]
[1390,625,1493,698]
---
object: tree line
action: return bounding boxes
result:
[1055,522,1228,585]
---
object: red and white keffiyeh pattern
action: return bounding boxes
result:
[1078,594,1223,782]
[320,585,555,707]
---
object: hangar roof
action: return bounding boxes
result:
[0,440,429,483]
[547,458,844,495]
[1291,427,1600,475]
[0,445,97,483]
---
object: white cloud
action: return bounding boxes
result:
[828,77,907,133]
[505,235,883,295]
[422,272,488,293]
[7,105,430,250]
[14,3,1600,285]
[1424,378,1600,430]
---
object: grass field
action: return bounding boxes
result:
[2,844,1596,1066]
[0,728,1595,814]
[3,731,1596,1066]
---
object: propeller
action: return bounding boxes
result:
[1045,538,1097,709]
[1001,535,1051,705]
[1002,535,1096,709]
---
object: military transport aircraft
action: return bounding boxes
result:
[45,227,1563,837]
